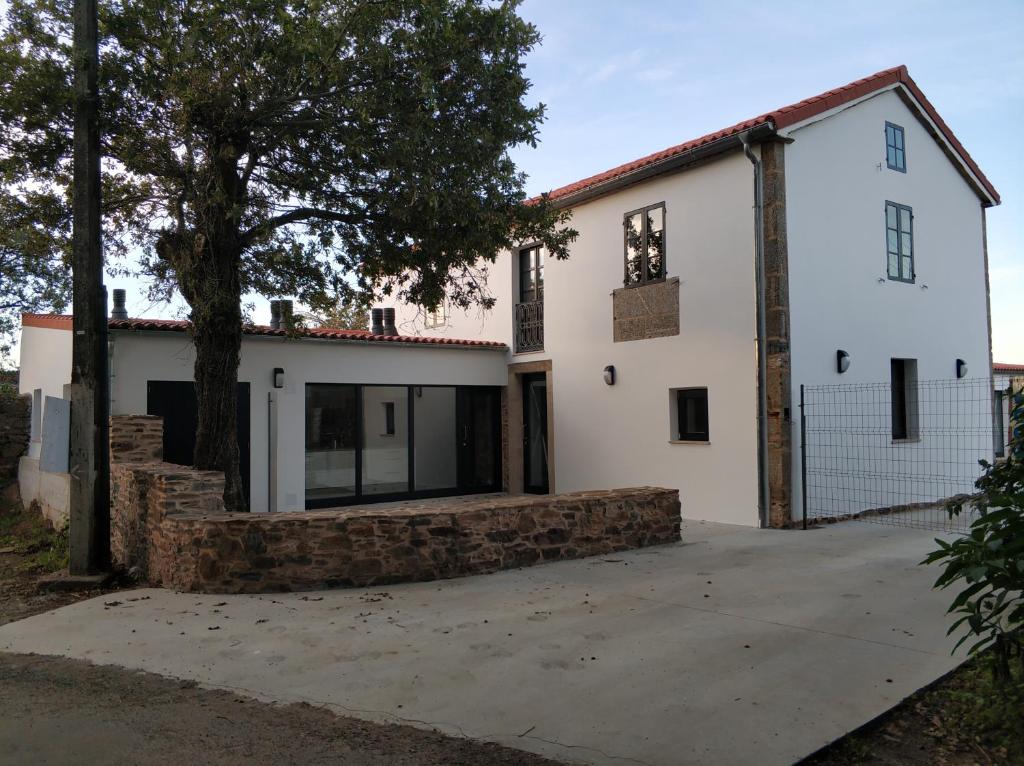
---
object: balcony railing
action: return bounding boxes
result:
[514,300,544,353]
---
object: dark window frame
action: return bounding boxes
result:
[675,387,710,442]
[885,121,907,173]
[890,358,920,441]
[623,201,667,287]
[518,244,544,304]
[304,382,502,509]
[885,200,915,283]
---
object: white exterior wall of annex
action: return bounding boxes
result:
[108,331,507,513]
[399,151,761,526]
[18,325,73,404]
[785,87,993,521]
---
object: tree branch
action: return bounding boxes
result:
[240,206,361,245]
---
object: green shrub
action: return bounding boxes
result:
[923,387,1024,683]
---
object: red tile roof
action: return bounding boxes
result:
[994,362,1024,374]
[539,65,999,206]
[21,313,506,350]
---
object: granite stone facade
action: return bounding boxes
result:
[612,277,681,342]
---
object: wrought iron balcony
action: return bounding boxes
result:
[514,300,544,353]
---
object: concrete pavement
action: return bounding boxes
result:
[0,520,962,765]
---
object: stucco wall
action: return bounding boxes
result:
[17,326,72,404]
[785,89,992,521]
[397,151,760,526]
[108,331,508,513]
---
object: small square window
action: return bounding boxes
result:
[885,122,906,172]
[671,388,709,442]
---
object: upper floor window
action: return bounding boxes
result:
[624,203,665,286]
[885,201,914,283]
[519,245,544,304]
[424,303,447,328]
[885,122,906,172]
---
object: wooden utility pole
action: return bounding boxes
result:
[68,0,110,575]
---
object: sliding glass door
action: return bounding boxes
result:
[305,384,500,508]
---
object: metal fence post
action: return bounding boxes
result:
[800,384,808,530]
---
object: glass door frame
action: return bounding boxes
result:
[305,382,502,509]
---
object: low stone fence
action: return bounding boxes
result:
[109,415,680,594]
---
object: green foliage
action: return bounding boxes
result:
[0,502,69,574]
[923,386,1024,683]
[300,290,372,331]
[0,0,576,315]
[0,0,576,507]
[0,192,72,364]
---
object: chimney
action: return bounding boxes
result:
[269,300,282,330]
[370,308,384,336]
[382,307,397,337]
[280,299,294,330]
[110,288,128,320]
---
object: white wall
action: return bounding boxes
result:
[399,152,761,526]
[18,325,72,402]
[108,331,507,513]
[786,89,993,520]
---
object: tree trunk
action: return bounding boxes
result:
[181,236,247,512]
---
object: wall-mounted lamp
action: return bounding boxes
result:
[603,365,616,386]
[956,358,968,379]
[836,350,851,374]
[273,367,285,389]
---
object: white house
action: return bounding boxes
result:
[394,64,1000,527]
[18,65,1001,528]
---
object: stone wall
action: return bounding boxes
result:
[0,389,30,506]
[761,139,793,528]
[612,277,680,342]
[109,414,164,464]
[113,477,680,593]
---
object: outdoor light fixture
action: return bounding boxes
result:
[603,365,616,386]
[956,358,968,379]
[273,367,285,389]
[836,350,851,374]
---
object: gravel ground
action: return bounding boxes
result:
[0,652,563,766]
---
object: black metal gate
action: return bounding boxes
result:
[799,377,1009,533]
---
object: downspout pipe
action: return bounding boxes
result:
[741,132,771,529]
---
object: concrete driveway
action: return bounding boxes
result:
[0,520,963,766]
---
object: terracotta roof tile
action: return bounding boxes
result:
[994,362,1024,374]
[22,313,506,350]
[538,66,998,206]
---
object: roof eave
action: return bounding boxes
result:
[548,122,776,210]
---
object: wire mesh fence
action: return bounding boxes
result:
[800,376,1010,533]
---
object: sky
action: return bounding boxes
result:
[72,0,1024,364]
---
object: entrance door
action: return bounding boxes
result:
[456,387,501,492]
[522,372,549,494]
[146,380,251,505]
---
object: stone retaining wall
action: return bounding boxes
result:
[114,472,679,594]
[108,414,681,594]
